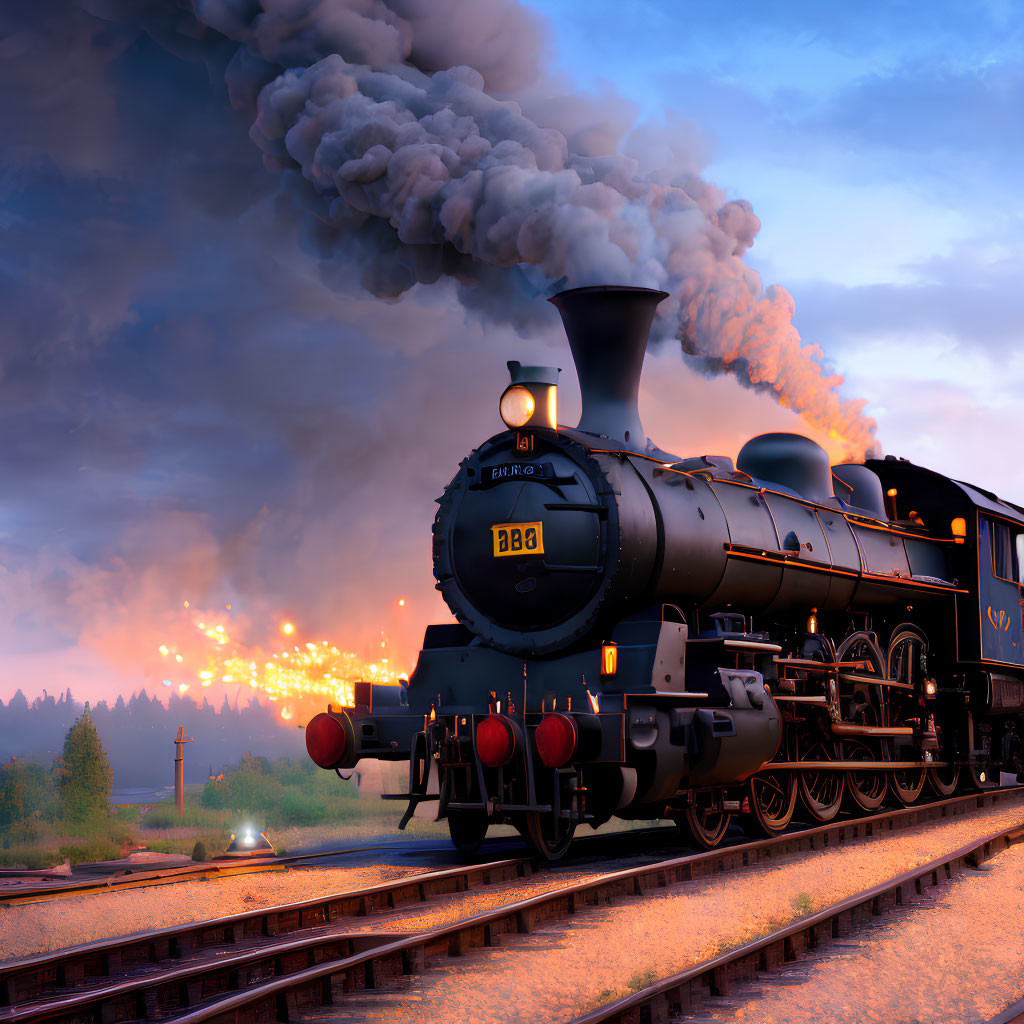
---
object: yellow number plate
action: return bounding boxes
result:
[491,521,544,557]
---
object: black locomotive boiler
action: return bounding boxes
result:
[306,285,1024,859]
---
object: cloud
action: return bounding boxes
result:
[0,0,891,705]
[790,241,1024,358]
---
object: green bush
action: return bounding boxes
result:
[0,759,58,828]
[114,805,141,824]
[201,757,286,816]
[277,790,327,825]
[191,840,208,862]
[4,820,46,848]
[58,840,122,865]
[268,759,316,788]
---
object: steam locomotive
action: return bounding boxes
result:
[306,285,1024,859]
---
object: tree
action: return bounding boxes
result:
[57,706,113,826]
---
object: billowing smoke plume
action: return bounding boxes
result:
[113,0,877,458]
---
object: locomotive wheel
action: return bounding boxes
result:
[746,771,797,836]
[842,737,887,812]
[928,761,960,798]
[887,740,927,805]
[679,791,731,849]
[447,811,489,858]
[798,729,845,823]
[521,811,576,861]
[886,626,928,806]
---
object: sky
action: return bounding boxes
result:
[1,0,1021,709]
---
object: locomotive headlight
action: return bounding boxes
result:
[500,362,560,430]
[499,385,535,428]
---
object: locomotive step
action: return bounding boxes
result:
[722,639,783,652]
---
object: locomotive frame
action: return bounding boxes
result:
[305,285,1024,860]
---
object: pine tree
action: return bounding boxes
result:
[57,706,113,826]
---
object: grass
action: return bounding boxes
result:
[791,891,814,916]
[627,968,658,992]
[0,847,68,870]
[58,841,123,865]
[0,816,135,868]
[141,802,234,831]
[587,966,661,1011]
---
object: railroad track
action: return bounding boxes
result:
[0,857,529,1018]
[0,843,468,908]
[0,825,681,908]
[5,787,1020,1024]
[570,822,1024,1023]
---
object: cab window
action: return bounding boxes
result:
[991,519,1019,582]
[1017,533,1024,586]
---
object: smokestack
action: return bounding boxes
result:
[548,285,669,450]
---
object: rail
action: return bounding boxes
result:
[17,786,1015,1024]
[570,823,1024,1023]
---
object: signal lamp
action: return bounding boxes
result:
[535,713,577,768]
[951,517,967,540]
[499,385,535,428]
[305,712,348,769]
[601,644,618,676]
[476,715,516,767]
[925,681,937,696]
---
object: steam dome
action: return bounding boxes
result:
[737,433,834,505]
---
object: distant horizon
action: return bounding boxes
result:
[1,686,309,787]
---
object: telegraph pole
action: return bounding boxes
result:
[173,727,194,817]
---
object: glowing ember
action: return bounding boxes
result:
[158,612,405,711]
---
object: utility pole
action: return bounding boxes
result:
[173,727,194,817]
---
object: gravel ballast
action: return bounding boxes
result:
[327,797,1024,1023]
[2,795,1022,1024]
[697,842,1024,1024]
[0,864,435,961]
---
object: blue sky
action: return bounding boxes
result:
[537,0,1024,479]
[1,1,1021,703]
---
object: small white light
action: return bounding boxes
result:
[979,771,987,783]
[925,681,937,696]
[499,385,535,428]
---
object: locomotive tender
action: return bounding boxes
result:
[306,285,1024,859]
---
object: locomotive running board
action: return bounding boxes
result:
[830,723,915,737]
[766,759,947,770]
